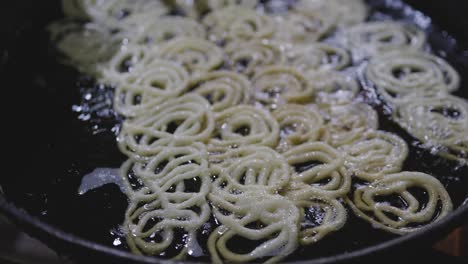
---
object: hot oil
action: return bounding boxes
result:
[3,0,468,262]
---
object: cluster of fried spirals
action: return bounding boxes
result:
[50,0,464,262]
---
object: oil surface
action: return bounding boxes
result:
[2,0,468,262]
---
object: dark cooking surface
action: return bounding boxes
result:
[1,0,468,263]
[1,214,467,264]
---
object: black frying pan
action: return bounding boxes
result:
[1,0,468,263]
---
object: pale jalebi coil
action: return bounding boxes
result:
[273,12,335,44]
[309,72,359,105]
[366,50,460,104]
[209,146,291,192]
[320,103,379,148]
[208,190,299,264]
[273,104,324,152]
[347,172,453,234]
[209,105,280,150]
[394,95,468,162]
[286,43,351,74]
[225,39,286,76]
[157,37,224,76]
[97,44,153,84]
[346,21,426,59]
[203,6,275,43]
[118,94,215,158]
[283,142,351,199]
[133,17,206,46]
[186,71,251,112]
[294,0,367,28]
[343,131,409,181]
[114,60,190,117]
[253,66,314,110]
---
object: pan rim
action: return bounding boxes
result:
[1,194,467,264]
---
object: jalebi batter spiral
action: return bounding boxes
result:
[48,0,465,262]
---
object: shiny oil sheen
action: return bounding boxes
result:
[1,0,467,262]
